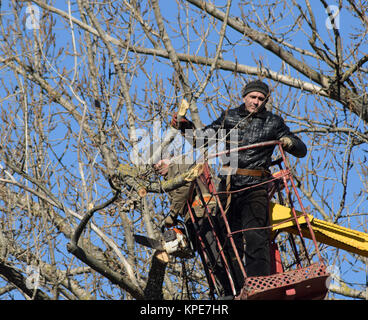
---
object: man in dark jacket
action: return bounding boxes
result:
[172,80,307,295]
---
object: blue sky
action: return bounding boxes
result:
[0,0,367,299]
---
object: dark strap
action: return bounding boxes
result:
[223,166,270,177]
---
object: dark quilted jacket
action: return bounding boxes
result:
[195,104,307,188]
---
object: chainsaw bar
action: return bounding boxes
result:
[134,234,164,250]
[134,229,194,259]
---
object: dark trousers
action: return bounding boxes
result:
[186,185,271,296]
[186,214,233,297]
[219,185,271,293]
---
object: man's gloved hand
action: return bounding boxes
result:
[164,213,178,227]
[170,113,193,131]
[280,136,294,150]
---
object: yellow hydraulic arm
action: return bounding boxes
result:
[270,202,368,258]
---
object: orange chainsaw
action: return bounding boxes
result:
[134,225,194,259]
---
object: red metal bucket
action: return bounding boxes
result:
[235,262,330,300]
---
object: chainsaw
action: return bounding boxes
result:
[134,223,194,259]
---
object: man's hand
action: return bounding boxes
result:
[280,136,293,149]
[170,113,193,130]
[154,159,171,176]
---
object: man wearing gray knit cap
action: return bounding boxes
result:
[172,79,307,297]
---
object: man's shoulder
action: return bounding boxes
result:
[220,105,285,123]
[262,109,284,123]
[223,105,243,116]
[213,106,243,123]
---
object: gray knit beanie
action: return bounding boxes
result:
[241,80,270,98]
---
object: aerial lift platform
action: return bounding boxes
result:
[182,140,368,300]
